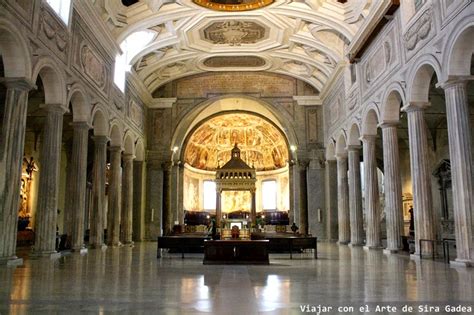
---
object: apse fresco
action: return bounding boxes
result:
[222,191,251,213]
[185,113,289,171]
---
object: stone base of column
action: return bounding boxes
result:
[450,259,473,268]
[123,241,134,247]
[348,243,364,247]
[383,248,400,254]
[338,241,350,245]
[72,247,88,255]
[30,250,61,259]
[0,256,24,266]
[363,245,383,251]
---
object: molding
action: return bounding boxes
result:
[292,96,322,106]
[149,98,178,109]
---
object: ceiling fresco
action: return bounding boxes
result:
[202,56,266,68]
[193,0,274,12]
[184,113,289,171]
[202,20,267,46]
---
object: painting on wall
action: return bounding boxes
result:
[222,191,251,213]
[183,174,200,211]
[184,113,289,171]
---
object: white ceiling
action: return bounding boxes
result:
[95,0,385,97]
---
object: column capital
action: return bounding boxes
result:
[70,121,92,130]
[0,77,36,91]
[401,102,430,113]
[436,75,474,89]
[325,159,337,165]
[92,135,110,145]
[108,145,123,153]
[40,103,69,114]
[123,153,135,161]
[360,135,377,142]
[346,144,362,151]
[378,121,400,129]
[335,152,348,160]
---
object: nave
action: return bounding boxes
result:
[1,243,473,314]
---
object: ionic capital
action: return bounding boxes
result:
[0,77,36,91]
[436,75,474,90]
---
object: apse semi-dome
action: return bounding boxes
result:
[184,113,289,171]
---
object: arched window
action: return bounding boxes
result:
[262,180,277,210]
[45,0,72,25]
[114,31,155,92]
[203,180,216,210]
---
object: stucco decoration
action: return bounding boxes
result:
[404,7,432,51]
[202,21,266,46]
[40,6,68,54]
[184,113,289,171]
[203,56,266,68]
[80,45,106,89]
[129,100,144,129]
[193,0,274,12]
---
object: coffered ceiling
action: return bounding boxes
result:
[95,0,390,98]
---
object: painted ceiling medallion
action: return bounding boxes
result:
[193,0,274,12]
[203,20,266,46]
[203,56,266,68]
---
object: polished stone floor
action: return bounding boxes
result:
[0,243,473,314]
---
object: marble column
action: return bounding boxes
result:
[90,136,108,248]
[216,190,222,228]
[33,104,67,256]
[107,146,122,246]
[362,135,382,249]
[0,78,34,264]
[381,122,404,252]
[132,160,144,242]
[121,154,134,244]
[298,161,309,235]
[162,162,172,235]
[336,153,350,244]
[440,78,474,266]
[325,160,338,241]
[347,145,364,246]
[403,103,435,256]
[67,122,91,251]
[251,189,257,226]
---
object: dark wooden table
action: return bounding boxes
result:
[203,240,270,265]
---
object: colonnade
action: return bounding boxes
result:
[0,78,142,264]
[333,77,474,267]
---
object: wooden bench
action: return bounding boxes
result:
[157,236,210,258]
[264,236,317,259]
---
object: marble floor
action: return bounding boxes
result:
[0,243,473,315]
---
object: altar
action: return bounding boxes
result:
[203,240,269,265]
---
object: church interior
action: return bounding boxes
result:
[1,0,474,313]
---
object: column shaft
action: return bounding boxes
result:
[216,191,222,228]
[0,79,33,262]
[33,104,66,255]
[107,146,122,246]
[299,162,309,235]
[90,136,108,247]
[132,161,144,242]
[443,80,474,264]
[362,136,381,248]
[336,155,350,244]
[381,124,404,251]
[67,122,90,250]
[347,147,364,245]
[162,162,172,235]
[251,190,256,226]
[405,105,435,255]
[121,154,134,244]
[325,160,338,241]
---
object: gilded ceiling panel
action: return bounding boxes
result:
[193,0,274,11]
[185,113,289,171]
